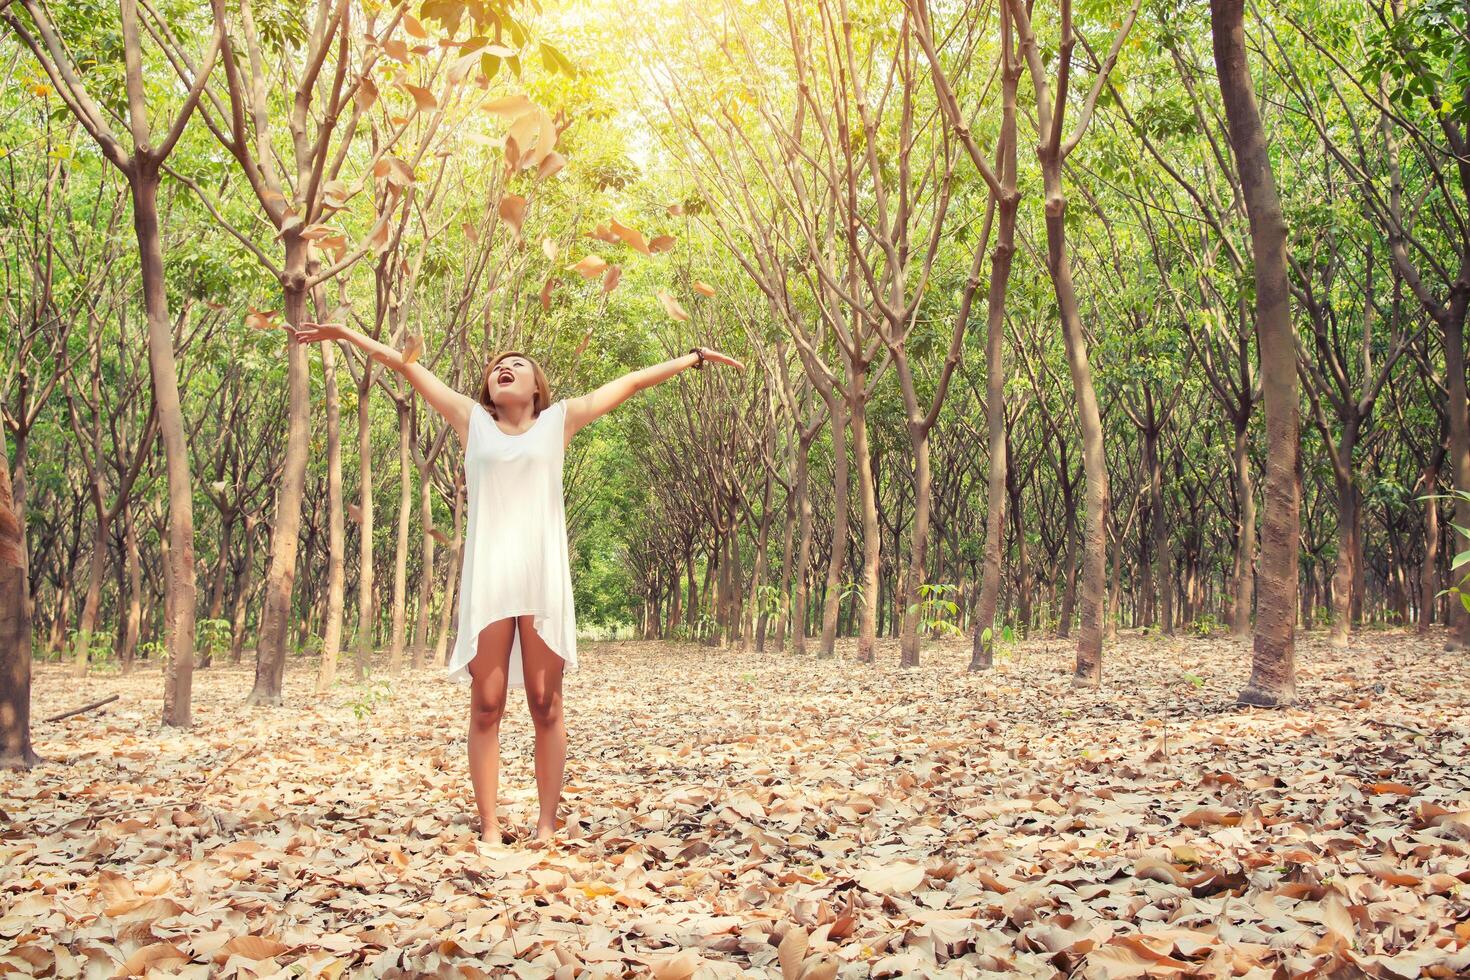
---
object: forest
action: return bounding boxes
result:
[2,0,1469,977]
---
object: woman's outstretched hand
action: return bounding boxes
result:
[286,321,347,344]
[695,347,745,371]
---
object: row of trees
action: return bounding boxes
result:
[4,0,1468,767]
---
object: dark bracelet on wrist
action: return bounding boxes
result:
[689,347,706,370]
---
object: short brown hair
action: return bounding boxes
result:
[478,351,551,419]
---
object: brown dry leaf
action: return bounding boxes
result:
[667,203,685,216]
[401,333,424,366]
[539,276,556,312]
[300,223,337,242]
[463,222,480,245]
[498,194,527,240]
[572,327,594,358]
[537,151,566,180]
[569,255,608,279]
[403,13,428,38]
[428,528,449,546]
[585,224,621,244]
[693,280,717,297]
[656,290,690,322]
[541,238,558,262]
[1179,806,1241,828]
[355,76,378,112]
[244,308,278,331]
[401,82,437,112]
[602,265,622,293]
[778,925,809,980]
[346,503,362,523]
[610,218,651,256]
[482,94,536,118]
[854,860,925,895]
[649,234,677,253]
[382,37,409,62]
[368,216,391,255]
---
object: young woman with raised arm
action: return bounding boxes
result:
[287,320,743,843]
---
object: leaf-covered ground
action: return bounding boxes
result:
[3,629,1469,978]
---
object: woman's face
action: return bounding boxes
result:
[489,355,536,409]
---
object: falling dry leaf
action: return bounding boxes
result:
[569,255,608,279]
[499,194,527,239]
[602,265,622,293]
[401,333,424,366]
[539,276,556,312]
[656,290,689,321]
[693,280,717,297]
[401,83,437,112]
[541,238,558,262]
[244,308,278,331]
[610,218,651,256]
[649,234,677,253]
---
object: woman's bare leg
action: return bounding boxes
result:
[467,619,514,844]
[518,615,566,840]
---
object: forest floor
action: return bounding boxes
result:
[2,629,1469,979]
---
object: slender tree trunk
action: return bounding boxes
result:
[746,473,773,652]
[1443,298,1470,649]
[389,402,412,672]
[248,245,313,705]
[971,195,1016,670]
[355,378,375,679]
[1329,441,1357,649]
[133,175,198,724]
[1,433,39,768]
[1037,175,1109,684]
[437,480,464,665]
[121,510,141,671]
[792,443,816,656]
[230,519,256,664]
[898,423,933,667]
[1231,414,1256,635]
[1212,0,1299,704]
[773,473,797,651]
[1146,423,1175,635]
[818,400,850,659]
[1058,504,1078,637]
[72,514,108,677]
[1421,457,1440,631]
[851,395,881,663]
[317,342,346,692]
[413,470,435,670]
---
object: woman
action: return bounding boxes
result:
[287,320,742,843]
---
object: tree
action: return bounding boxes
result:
[2,0,223,725]
[1210,0,1300,705]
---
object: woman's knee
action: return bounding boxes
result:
[470,690,506,732]
[525,687,562,727]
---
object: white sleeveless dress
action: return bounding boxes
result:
[447,400,578,688]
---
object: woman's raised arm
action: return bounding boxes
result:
[563,346,744,446]
[289,322,475,446]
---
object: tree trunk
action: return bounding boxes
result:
[850,383,881,663]
[1,432,39,768]
[971,192,1017,670]
[133,174,197,725]
[1421,457,1440,631]
[1146,421,1175,635]
[389,401,412,673]
[72,514,109,677]
[898,422,933,667]
[1037,173,1109,685]
[248,244,313,705]
[1329,440,1357,649]
[317,342,346,692]
[792,443,816,656]
[437,479,464,665]
[1231,414,1256,635]
[413,471,435,670]
[818,400,849,658]
[355,377,375,679]
[120,510,141,671]
[1212,0,1299,705]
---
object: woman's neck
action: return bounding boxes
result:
[495,399,535,430]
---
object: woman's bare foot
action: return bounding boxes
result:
[533,818,558,841]
[479,822,517,846]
